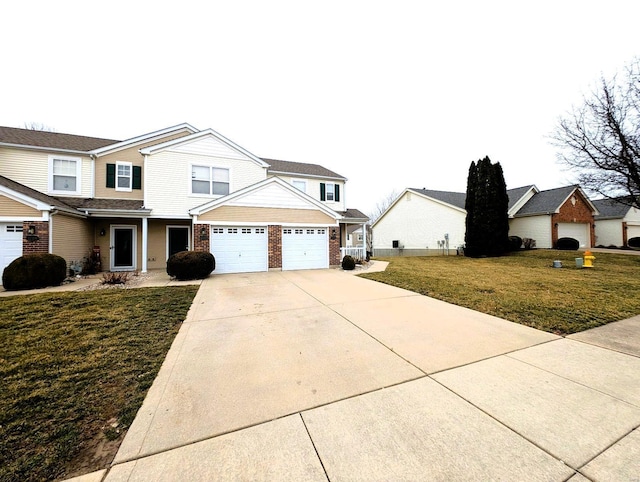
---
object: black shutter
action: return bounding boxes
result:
[320,183,326,201]
[106,164,115,188]
[335,184,340,202]
[133,166,142,190]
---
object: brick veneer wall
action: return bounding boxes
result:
[268,225,282,269]
[193,224,210,252]
[329,229,341,266]
[551,191,595,247]
[22,221,49,255]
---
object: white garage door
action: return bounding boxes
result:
[282,227,328,271]
[210,227,268,274]
[627,224,640,241]
[558,223,590,248]
[0,224,23,276]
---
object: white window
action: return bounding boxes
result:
[49,155,81,194]
[212,228,224,234]
[191,165,230,196]
[116,162,132,191]
[292,180,306,192]
[326,183,335,201]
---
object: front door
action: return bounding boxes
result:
[111,226,136,270]
[168,227,189,258]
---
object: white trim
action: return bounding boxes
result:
[188,163,231,197]
[139,129,269,168]
[90,123,198,156]
[189,177,342,220]
[115,161,133,192]
[48,154,82,195]
[0,185,53,212]
[110,225,137,271]
[141,218,148,273]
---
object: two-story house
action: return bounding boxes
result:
[0,124,368,276]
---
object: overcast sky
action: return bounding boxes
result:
[2,1,639,215]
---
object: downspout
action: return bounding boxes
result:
[48,210,55,254]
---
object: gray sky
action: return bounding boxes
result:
[2,1,639,215]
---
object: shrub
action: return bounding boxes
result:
[102,271,130,285]
[556,237,579,250]
[628,237,640,249]
[341,255,356,271]
[2,253,67,290]
[522,238,536,250]
[167,251,215,280]
[507,236,523,251]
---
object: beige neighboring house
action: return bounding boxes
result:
[592,197,640,247]
[372,184,598,255]
[0,124,368,276]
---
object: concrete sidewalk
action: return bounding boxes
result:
[70,269,639,481]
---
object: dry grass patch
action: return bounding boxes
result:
[361,250,640,334]
[0,286,198,482]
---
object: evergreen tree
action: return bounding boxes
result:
[464,156,509,257]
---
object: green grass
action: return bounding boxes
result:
[360,250,640,334]
[0,286,198,482]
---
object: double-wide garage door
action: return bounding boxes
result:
[210,226,329,274]
[0,224,23,276]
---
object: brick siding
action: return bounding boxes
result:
[22,221,49,255]
[551,191,595,247]
[268,225,282,269]
[193,224,210,252]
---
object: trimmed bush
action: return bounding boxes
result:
[556,237,579,250]
[507,236,523,251]
[341,255,356,271]
[628,237,640,249]
[2,253,67,290]
[167,251,215,280]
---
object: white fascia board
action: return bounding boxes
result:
[83,208,152,218]
[139,128,269,168]
[90,123,198,156]
[0,185,54,211]
[508,186,539,217]
[267,170,347,181]
[189,177,342,220]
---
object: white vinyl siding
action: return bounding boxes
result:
[265,174,346,212]
[144,151,266,217]
[373,191,466,250]
[509,216,553,248]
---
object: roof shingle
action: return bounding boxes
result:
[263,158,346,180]
[0,126,118,152]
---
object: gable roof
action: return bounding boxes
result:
[264,158,346,180]
[90,123,197,156]
[0,175,80,213]
[0,126,118,152]
[339,208,369,222]
[593,197,636,219]
[513,185,597,217]
[408,188,467,210]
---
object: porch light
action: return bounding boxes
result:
[100,228,106,236]
[331,228,337,240]
[27,225,36,235]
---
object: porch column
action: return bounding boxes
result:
[362,222,367,258]
[141,217,148,273]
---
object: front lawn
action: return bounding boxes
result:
[361,250,640,334]
[0,286,198,482]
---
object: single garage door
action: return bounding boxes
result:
[0,224,23,276]
[210,227,268,274]
[282,227,328,271]
[627,224,640,242]
[558,223,590,248]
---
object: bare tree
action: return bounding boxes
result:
[23,122,55,132]
[550,58,640,206]
[369,189,400,223]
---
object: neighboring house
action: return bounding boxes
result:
[0,124,368,276]
[372,184,597,255]
[592,197,640,247]
[346,227,364,247]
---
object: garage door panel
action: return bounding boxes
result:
[0,224,23,275]
[628,225,640,240]
[210,227,268,274]
[558,223,590,248]
[282,228,328,271]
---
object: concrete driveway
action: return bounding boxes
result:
[86,269,639,481]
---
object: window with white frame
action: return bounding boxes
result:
[292,179,306,192]
[116,162,132,191]
[326,183,335,201]
[191,165,229,196]
[49,155,81,194]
